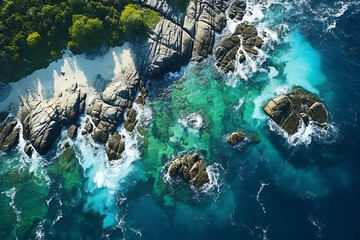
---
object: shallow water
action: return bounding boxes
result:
[1,0,360,239]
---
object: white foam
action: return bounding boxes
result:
[268,119,338,147]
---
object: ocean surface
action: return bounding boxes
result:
[1,0,360,239]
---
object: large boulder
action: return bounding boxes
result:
[226,131,246,144]
[105,132,125,161]
[86,98,124,143]
[21,86,86,154]
[168,153,209,188]
[0,115,20,152]
[263,87,328,134]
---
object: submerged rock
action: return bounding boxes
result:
[263,86,328,134]
[105,132,125,161]
[168,153,209,188]
[226,131,246,144]
[0,115,20,152]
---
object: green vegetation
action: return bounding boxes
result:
[121,4,161,40]
[68,15,104,53]
[0,0,161,82]
[26,32,42,48]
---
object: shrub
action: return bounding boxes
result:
[68,15,104,53]
[26,32,41,48]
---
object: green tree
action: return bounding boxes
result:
[120,4,160,41]
[68,15,104,53]
[26,32,41,48]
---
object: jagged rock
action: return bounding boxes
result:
[105,132,125,161]
[263,87,328,134]
[138,0,228,77]
[84,118,93,133]
[67,125,77,139]
[168,152,209,188]
[20,87,86,154]
[228,0,246,20]
[215,23,263,73]
[227,131,246,144]
[24,142,33,157]
[87,98,124,143]
[215,35,241,73]
[0,116,20,152]
[142,18,193,78]
[194,21,215,57]
[124,108,138,132]
[81,130,87,136]
[135,87,148,105]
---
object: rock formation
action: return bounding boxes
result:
[86,98,123,143]
[0,114,20,152]
[215,23,263,73]
[168,153,209,188]
[105,132,125,161]
[20,85,86,154]
[263,87,328,134]
[124,108,138,132]
[138,0,229,77]
[228,0,246,21]
[227,131,246,144]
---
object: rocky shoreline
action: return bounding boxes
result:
[0,0,330,189]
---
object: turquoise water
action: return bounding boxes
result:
[1,0,360,239]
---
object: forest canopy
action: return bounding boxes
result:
[0,0,161,82]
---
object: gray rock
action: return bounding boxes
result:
[87,98,123,143]
[215,23,263,73]
[67,125,77,139]
[20,87,86,154]
[124,108,138,132]
[228,0,246,21]
[263,87,328,134]
[168,152,209,188]
[105,132,125,161]
[0,116,20,152]
[24,141,33,157]
[84,118,93,133]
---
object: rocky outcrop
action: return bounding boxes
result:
[20,85,86,154]
[228,0,246,21]
[124,108,138,132]
[84,118,93,133]
[0,115,20,152]
[105,132,125,161]
[168,153,209,188]
[67,125,77,139]
[215,23,263,73]
[139,0,229,77]
[226,131,246,144]
[86,98,124,143]
[263,87,328,134]
[24,141,33,157]
[101,65,140,108]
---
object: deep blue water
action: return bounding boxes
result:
[1,0,360,239]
